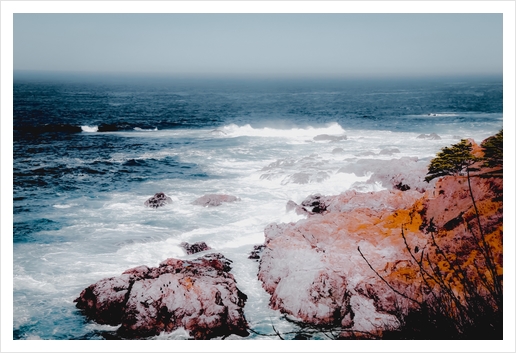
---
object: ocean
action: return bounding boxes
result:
[12,76,503,340]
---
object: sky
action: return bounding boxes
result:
[13,13,503,79]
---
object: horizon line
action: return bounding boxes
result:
[13,70,503,82]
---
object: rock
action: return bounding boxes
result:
[313,134,347,142]
[286,200,311,216]
[257,160,502,336]
[144,192,172,208]
[416,133,441,140]
[74,253,249,339]
[192,194,240,207]
[289,172,310,184]
[393,181,410,191]
[300,193,331,214]
[248,245,265,261]
[180,241,212,255]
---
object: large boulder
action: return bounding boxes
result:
[192,194,240,207]
[258,189,424,333]
[257,168,503,336]
[144,192,172,208]
[74,253,249,339]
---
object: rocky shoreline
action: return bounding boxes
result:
[75,136,503,339]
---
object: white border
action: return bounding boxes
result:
[2,1,515,352]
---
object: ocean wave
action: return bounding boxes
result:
[81,125,98,133]
[219,122,346,139]
[53,204,76,209]
[134,127,158,132]
[425,113,459,117]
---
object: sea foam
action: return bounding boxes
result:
[220,122,346,139]
[81,125,98,133]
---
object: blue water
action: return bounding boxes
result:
[12,76,503,340]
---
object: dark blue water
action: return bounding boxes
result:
[12,76,503,340]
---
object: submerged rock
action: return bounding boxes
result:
[74,253,249,339]
[192,194,240,207]
[144,192,172,208]
[313,134,347,142]
[416,133,441,140]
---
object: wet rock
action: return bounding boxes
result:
[192,194,240,207]
[74,253,248,339]
[394,181,411,191]
[300,193,331,214]
[248,245,265,261]
[286,200,310,216]
[144,192,172,208]
[289,172,310,184]
[313,134,347,142]
[180,241,212,255]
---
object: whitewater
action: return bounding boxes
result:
[11,78,503,341]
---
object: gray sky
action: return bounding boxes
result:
[14,13,502,79]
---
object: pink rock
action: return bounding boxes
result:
[74,253,249,339]
[257,168,503,335]
[257,191,425,332]
[192,194,240,207]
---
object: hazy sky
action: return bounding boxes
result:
[14,13,502,79]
